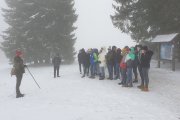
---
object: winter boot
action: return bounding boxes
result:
[99,77,104,80]
[133,79,138,83]
[128,83,133,87]
[89,76,95,79]
[122,84,128,87]
[137,84,144,89]
[118,82,123,85]
[142,85,149,92]
[16,93,24,98]
[81,75,85,78]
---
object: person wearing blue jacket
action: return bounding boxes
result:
[89,49,98,79]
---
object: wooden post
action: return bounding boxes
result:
[157,43,160,68]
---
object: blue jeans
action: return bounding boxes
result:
[90,64,96,77]
[115,63,120,79]
[142,68,149,86]
[79,63,82,73]
[95,62,100,75]
[138,65,144,85]
[107,63,113,79]
[113,63,116,76]
[133,65,138,80]
[127,67,133,85]
[99,66,105,78]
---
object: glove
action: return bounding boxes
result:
[24,65,27,67]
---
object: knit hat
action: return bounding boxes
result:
[15,49,22,56]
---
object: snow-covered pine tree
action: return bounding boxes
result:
[111,0,180,43]
[1,0,77,64]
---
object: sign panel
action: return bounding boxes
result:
[160,43,173,60]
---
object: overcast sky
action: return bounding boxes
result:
[74,0,136,50]
[0,0,136,62]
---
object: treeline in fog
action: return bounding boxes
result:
[1,0,77,64]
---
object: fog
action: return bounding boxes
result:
[0,0,8,64]
[74,0,136,50]
[0,0,136,63]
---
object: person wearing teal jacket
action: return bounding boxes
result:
[125,47,135,87]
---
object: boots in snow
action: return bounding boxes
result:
[142,85,149,92]
[16,94,24,98]
[137,84,144,89]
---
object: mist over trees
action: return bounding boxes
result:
[111,0,180,43]
[1,0,78,64]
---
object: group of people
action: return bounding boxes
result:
[11,44,153,98]
[78,45,153,92]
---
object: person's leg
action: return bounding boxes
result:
[142,68,149,91]
[87,65,90,76]
[16,74,23,97]
[137,65,144,88]
[121,69,127,86]
[99,67,105,80]
[79,63,82,74]
[89,64,95,78]
[115,63,120,79]
[99,67,102,79]
[113,63,116,76]
[107,64,111,79]
[92,64,96,77]
[54,66,56,78]
[102,67,105,79]
[90,64,93,76]
[110,64,113,80]
[133,65,138,82]
[96,63,100,76]
[127,68,133,87]
[57,66,60,77]
[82,64,87,78]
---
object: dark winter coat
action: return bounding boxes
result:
[140,50,153,68]
[112,51,116,65]
[115,50,122,64]
[126,59,134,68]
[106,50,113,65]
[133,52,138,67]
[78,52,83,64]
[52,56,62,67]
[81,51,90,67]
[13,56,25,75]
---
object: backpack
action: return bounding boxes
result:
[120,62,126,69]
[11,67,16,76]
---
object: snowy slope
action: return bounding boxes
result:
[0,61,180,120]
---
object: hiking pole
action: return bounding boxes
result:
[26,66,41,89]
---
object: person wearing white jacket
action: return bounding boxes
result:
[98,47,107,80]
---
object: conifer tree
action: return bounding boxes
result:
[1,0,77,64]
[111,0,180,42]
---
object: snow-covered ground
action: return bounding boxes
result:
[0,60,180,120]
